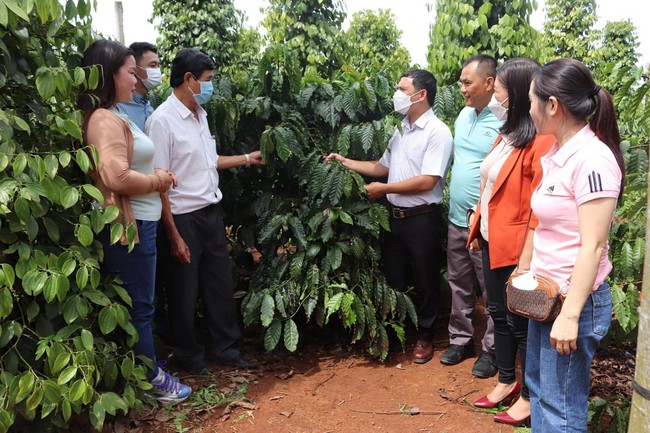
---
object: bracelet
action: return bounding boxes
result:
[244,153,250,167]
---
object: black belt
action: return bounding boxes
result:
[198,202,220,213]
[389,203,438,219]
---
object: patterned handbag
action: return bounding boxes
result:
[506,271,564,322]
[505,210,566,322]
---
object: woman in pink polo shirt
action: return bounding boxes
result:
[526,58,624,432]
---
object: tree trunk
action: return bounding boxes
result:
[628,171,650,431]
[114,1,125,44]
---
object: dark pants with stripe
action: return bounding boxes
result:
[482,241,529,399]
[383,204,445,341]
[167,203,241,365]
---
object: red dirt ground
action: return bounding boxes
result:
[113,301,523,433]
[107,300,632,433]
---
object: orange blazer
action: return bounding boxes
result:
[467,134,556,269]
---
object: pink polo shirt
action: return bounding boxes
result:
[530,126,622,291]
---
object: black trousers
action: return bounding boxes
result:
[167,204,242,364]
[382,205,445,341]
[482,241,529,400]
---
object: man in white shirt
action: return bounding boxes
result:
[147,49,262,372]
[326,69,453,364]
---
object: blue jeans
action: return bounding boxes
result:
[526,283,612,433]
[100,220,158,380]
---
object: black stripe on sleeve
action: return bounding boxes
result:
[589,171,603,193]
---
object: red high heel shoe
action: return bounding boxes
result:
[494,409,530,426]
[473,382,521,409]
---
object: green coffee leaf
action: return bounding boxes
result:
[283,319,299,352]
[264,320,282,351]
[260,293,275,327]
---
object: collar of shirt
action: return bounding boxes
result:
[547,124,594,167]
[168,92,207,121]
[132,91,148,105]
[472,105,493,121]
[402,107,435,132]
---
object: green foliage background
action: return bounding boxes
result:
[1,1,155,432]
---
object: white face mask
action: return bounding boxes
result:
[392,89,423,115]
[488,94,509,121]
[138,66,162,90]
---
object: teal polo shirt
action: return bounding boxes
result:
[448,106,503,228]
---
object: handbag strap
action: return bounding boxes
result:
[515,209,534,266]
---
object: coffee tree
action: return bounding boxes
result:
[207,45,417,360]
[0,1,150,432]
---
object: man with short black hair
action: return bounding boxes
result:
[147,49,261,372]
[440,54,502,377]
[326,69,453,364]
[118,42,161,132]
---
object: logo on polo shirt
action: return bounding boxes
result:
[546,185,554,193]
[588,171,603,193]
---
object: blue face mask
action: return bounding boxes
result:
[189,78,213,105]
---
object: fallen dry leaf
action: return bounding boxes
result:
[154,412,175,423]
[408,406,421,415]
[231,375,248,384]
[269,395,285,401]
[396,363,405,370]
[276,370,294,380]
[279,411,293,418]
[221,400,258,416]
[438,388,454,401]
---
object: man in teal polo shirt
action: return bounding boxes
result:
[440,55,503,377]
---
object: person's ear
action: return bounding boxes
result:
[485,76,494,91]
[419,89,427,103]
[547,96,559,115]
[184,72,194,84]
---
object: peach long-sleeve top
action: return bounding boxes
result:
[85,108,166,244]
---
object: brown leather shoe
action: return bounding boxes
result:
[412,340,434,364]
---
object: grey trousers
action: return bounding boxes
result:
[446,223,495,353]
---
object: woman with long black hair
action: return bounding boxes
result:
[78,39,190,403]
[468,58,555,425]
[526,58,624,432]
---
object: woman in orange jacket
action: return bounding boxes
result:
[467,58,555,426]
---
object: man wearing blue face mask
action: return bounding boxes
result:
[117,42,161,132]
[325,69,453,364]
[147,49,262,372]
